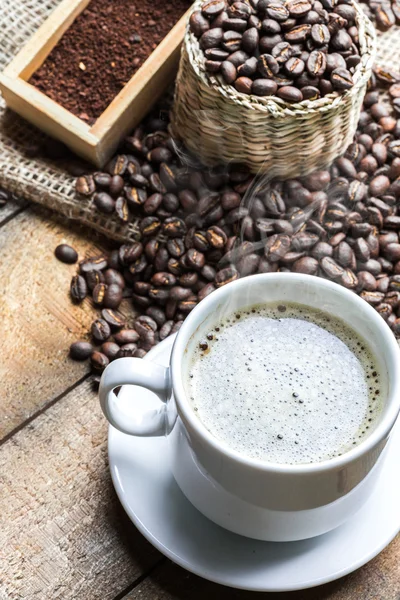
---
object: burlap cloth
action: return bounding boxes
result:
[0,0,399,243]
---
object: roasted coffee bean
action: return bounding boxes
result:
[252,78,278,95]
[320,256,344,278]
[114,329,140,345]
[159,320,174,340]
[85,270,104,291]
[70,275,87,302]
[237,57,258,77]
[221,60,237,83]
[357,271,377,291]
[259,34,284,52]
[140,216,161,237]
[143,193,163,215]
[94,192,115,214]
[360,291,385,305]
[222,30,242,53]
[148,287,170,303]
[91,319,111,343]
[116,344,138,358]
[129,255,148,275]
[277,86,303,102]
[115,196,130,222]
[125,187,147,206]
[375,4,395,30]
[55,244,78,264]
[167,238,185,258]
[215,266,239,286]
[335,241,355,267]
[307,50,326,76]
[285,24,311,42]
[242,27,260,53]
[76,175,95,196]
[357,259,382,277]
[331,68,354,90]
[135,315,158,335]
[200,28,224,50]
[351,222,373,238]
[185,249,206,270]
[91,352,109,372]
[311,241,333,259]
[163,217,187,237]
[103,269,124,289]
[93,282,107,305]
[377,276,390,293]
[101,342,120,361]
[206,225,228,248]
[190,11,210,37]
[292,256,318,274]
[235,77,253,94]
[292,232,319,252]
[384,243,400,262]
[109,175,125,197]
[102,308,125,330]
[370,175,391,197]
[70,341,93,361]
[151,272,177,287]
[265,234,291,261]
[193,231,210,251]
[284,57,305,77]
[272,42,294,63]
[287,0,312,16]
[353,238,371,262]
[119,242,143,265]
[103,283,123,309]
[311,23,330,45]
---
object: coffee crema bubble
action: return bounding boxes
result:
[185,302,384,465]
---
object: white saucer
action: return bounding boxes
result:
[108,335,400,592]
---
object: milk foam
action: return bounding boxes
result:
[186,303,384,465]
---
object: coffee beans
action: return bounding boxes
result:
[191,0,361,99]
[91,319,111,343]
[55,244,78,264]
[66,78,400,375]
[69,341,93,360]
[70,275,87,302]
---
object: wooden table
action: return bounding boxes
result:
[1,201,399,600]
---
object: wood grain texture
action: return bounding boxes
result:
[0,206,105,439]
[0,198,27,226]
[0,378,160,600]
[125,538,400,600]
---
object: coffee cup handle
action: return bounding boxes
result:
[99,357,170,436]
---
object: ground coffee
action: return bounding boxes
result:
[30,0,190,123]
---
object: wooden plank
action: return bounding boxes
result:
[0,75,98,163]
[0,198,27,227]
[0,206,104,440]
[125,540,400,600]
[0,378,160,600]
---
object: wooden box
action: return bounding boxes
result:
[0,0,190,167]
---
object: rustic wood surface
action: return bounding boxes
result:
[0,205,103,440]
[0,203,399,600]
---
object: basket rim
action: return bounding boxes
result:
[184,0,377,117]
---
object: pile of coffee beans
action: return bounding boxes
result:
[361,0,400,31]
[189,0,362,101]
[68,67,400,374]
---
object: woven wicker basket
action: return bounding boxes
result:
[171,0,376,178]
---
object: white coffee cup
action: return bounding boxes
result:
[99,273,400,541]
